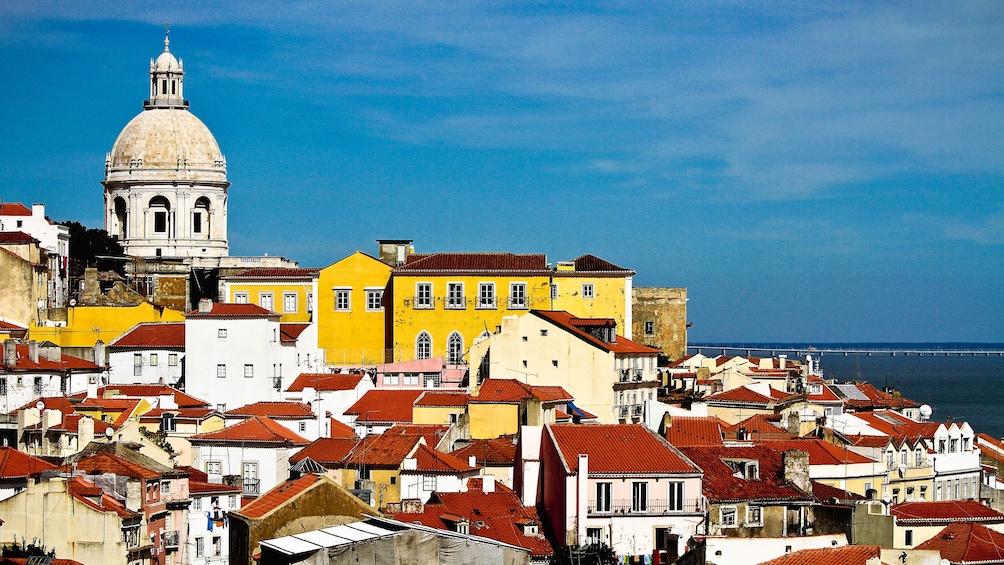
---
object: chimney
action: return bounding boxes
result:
[3,340,16,368]
[159,393,177,410]
[787,411,800,436]
[40,342,61,362]
[469,455,477,468]
[28,341,38,364]
[78,416,95,450]
[778,355,786,370]
[782,449,811,493]
[17,407,41,448]
[86,378,98,399]
[576,454,588,544]
[483,474,495,493]
[660,412,673,436]
[32,204,45,218]
[198,298,213,313]
[93,340,106,366]
[401,498,424,513]
[41,408,62,431]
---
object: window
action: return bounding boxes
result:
[582,283,595,299]
[631,482,648,512]
[644,321,654,335]
[134,354,143,376]
[206,461,222,475]
[415,283,433,309]
[720,506,737,527]
[195,537,204,558]
[746,505,763,526]
[33,377,43,395]
[229,495,237,508]
[161,480,172,494]
[154,211,167,233]
[915,448,923,466]
[901,450,908,466]
[403,373,419,386]
[540,329,548,336]
[218,328,227,338]
[447,332,464,365]
[478,283,496,308]
[950,438,959,453]
[366,289,383,311]
[150,353,158,366]
[299,422,306,433]
[259,292,274,312]
[212,536,222,556]
[390,476,396,485]
[307,292,313,313]
[335,288,351,311]
[446,283,464,309]
[550,284,558,299]
[886,451,894,468]
[963,438,970,451]
[193,497,202,511]
[416,332,432,360]
[668,481,685,511]
[586,527,602,545]
[0,379,6,396]
[283,293,297,313]
[217,364,226,378]
[939,439,946,453]
[244,364,253,378]
[892,488,900,503]
[595,482,612,513]
[162,413,176,432]
[193,212,202,233]
[216,404,226,413]
[906,486,915,499]
[423,475,437,491]
[905,529,913,546]
[509,283,527,308]
[168,354,178,366]
[384,374,399,386]
[234,292,248,304]
[552,360,558,367]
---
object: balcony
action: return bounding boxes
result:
[619,407,629,419]
[588,498,705,516]
[163,530,180,551]
[445,297,466,310]
[506,297,528,310]
[631,405,643,417]
[476,298,497,310]
[242,479,260,496]
[411,296,434,310]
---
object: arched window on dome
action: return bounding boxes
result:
[113,197,128,240]
[194,197,211,238]
[149,196,171,236]
[416,332,432,361]
[447,332,464,365]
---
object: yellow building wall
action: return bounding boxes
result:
[551,274,629,331]
[341,467,402,509]
[468,403,520,439]
[29,303,185,349]
[317,252,392,365]
[226,281,315,322]
[413,405,466,426]
[391,274,551,362]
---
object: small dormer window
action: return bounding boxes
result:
[810,384,822,395]
[162,413,176,432]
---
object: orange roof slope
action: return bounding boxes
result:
[452,437,517,466]
[344,389,424,423]
[414,390,470,407]
[891,500,1004,524]
[403,443,477,474]
[396,253,549,273]
[225,401,314,420]
[548,424,698,475]
[65,452,162,480]
[664,416,726,447]
[109,322,185,348]
[228,268,319,279]
[678,445,814,503]
[384,424,451,447]
[11,396,75,415]
[238,474,326,519]
[758,439,875,465]
[0,203,32,216]
[290,437,361,465]
[531,310,659,355]
[915,522,1004,564]
[758,545,881,565]
[188,416,310,445]
[186,303,278,317]
[473,379,572,404]
[81,384,209,408]
[0,447,57,478]
[286,372,365,392]
[343,433,422,468]
[7,344,100,371]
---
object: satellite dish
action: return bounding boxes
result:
[35,401,45,411]
[919,405,933,421]
[105,428,114,439]
[69,299,77,307]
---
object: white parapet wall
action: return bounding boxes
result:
[704,534,847,565]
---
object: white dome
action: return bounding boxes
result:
[154,50,181,72]
[106,108,226,183]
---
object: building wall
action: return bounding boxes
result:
[223,279,316,323]
[413,405,466,426]
[108,347,184,385]
[551,273,631,338]
[0,246,46,328]
[317,252,392,365]
[707,502,811,538]
[192,444,299,498]
[468,403,520,440]
[30,303,186,352]
[341,467,403,510]
[632,287,687,361]
[189,490,241,565]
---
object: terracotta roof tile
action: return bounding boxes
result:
[914,522,1004,564]
[404,443,477,474]
[65,452,162,480]
[384,424,451,447]
[285,372,365,392]
[0,321,27,331]
[188,416,310,445]
[415,390,471,407]
[185,303,278,318]
[0,232,39,244]
[23,414,112,435]
[473,379,573,404]
[238,474,326,519]
[0,203,32,216]
[758,545,881,565]
[664,416,726,447]
[678,445,815,503]
[570,254,632,273]
[343,433,422,468]
[725,414,791,440]
[758,439,875,465]
[891,500,1004,524]
[225,401,315,420]
[841,382,921,409]
[109,322,185,348]
[11,396,75,415]
[290,437,361,465]
[548,424,699,475]
[452,437,517,466]
[0,447,57,478]
[706,384,792,404]
[279,323,309,343]
[394,252,549,273]
[531,311,660,355]
[344,389,423,423]
[5,344,101,372]
[74,397,142,427]
[80,384,208,408]
[139,407,216,422]
[67,475,139,519]
[329,417,356,438]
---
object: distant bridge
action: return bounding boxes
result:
[687,344,1004,357]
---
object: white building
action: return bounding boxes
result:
[0,340,103,414]
[185,466,243,565]
[0,203,70,308]
[107,322,185,386]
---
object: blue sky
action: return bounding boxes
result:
[1,1,1002,343]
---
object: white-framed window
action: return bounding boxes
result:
[415,283,433,309]
[206,461,222,475]
[447,332,464,365]
[283,292,297,313]
[149,353,158,366]
[478,283,496,309]
[403,373,419,386]
[416,332,432,360]
[229,494,237,508]
[550,283,558,299]
[668,481,684,511]
[195,537,204,558]
[746,505,763,526]
[307,292,313,313]
[259,292,274,312]
[162,413,176,432]
[233,292,249,304]
[582,283,595,299]
[596,482,612,513]
[168,354,178,366]
[193,496,202,511]
[631,482,648,512]
[218,328,227,338]
[212,536,222,556]
[446,283,465,309]
[335,288,351,311]
[720,506,737,527]
[423,475,437,491]
[384,374,399,386]
[244,364,253,378]
[508,282,527,309]
[217,364,226,378]
[134,354,143,376]
[586,527,603,545]
[644,321,654,335]
[299,422,306,433]
[366,289,384,311]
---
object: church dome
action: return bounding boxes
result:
[106,108,227,183]
[154,50,181,72]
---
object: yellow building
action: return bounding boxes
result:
[29,302,186,360]
[0,232,48,328]
[468,378,571,439]
[221,267,319,322]
[388,252,634,364]
[339,432,424,510]
[316,251,392,365]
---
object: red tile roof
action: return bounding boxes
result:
[531,311,660,355]
[706,384,793,404]
[0,320,27,331]
[11,396,75,415]
[65,452,162,480]
[227,268,320,279]
[67,475,139,519]
[548,424,699,475]
[0,203,32,216]
[279,323,309,343]
[0,447,57,478]
[852,411,942,441]
[81,384,209,408]
[178,466,244,494]
[842,382,921,409]
[678,444,815,503]
[758,545,881,565]
[384,424,452,447]
[758,439,875,465]
[415,390,471,407]
[23,414,113,436]
[109,322,185,348]
[473,379,573,405]
[915,522,1004,564]
[290,437,361,465]
[225,401,315,420]
[0,232,39,244]
[188,416,310,446]
[329,417,356,438]
[343,433,422,468]
[570,254,632,273]
[238,473,327,519]
[185,303,278,318]
[74,397,142,427]
[664,416,726,447]
[725,414,791,440]
[404,443,477,474]
[390,489,553,557]
[891,500,1004,525]
[395,253,550,273]
[138,407,216,422]
[452,437,517,467]
[286,372,365,392]
[344,389,424,423]
[5,344,101,372]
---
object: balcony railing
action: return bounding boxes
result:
[243,479,260,496]
[445,297,466,309]
[507,297,528,309]
[477,298,497,309]
[411,296,434,309]
[588,498,705,516]
[163,530,180,551]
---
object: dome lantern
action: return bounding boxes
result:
[144,29,188,110]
